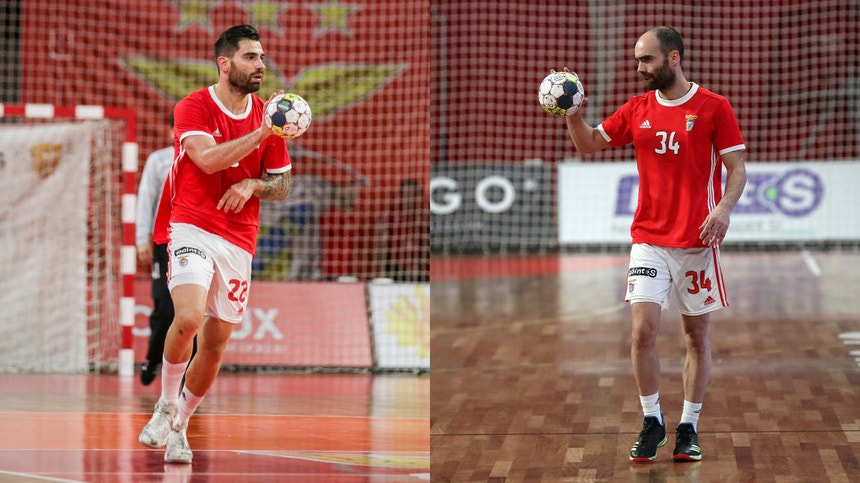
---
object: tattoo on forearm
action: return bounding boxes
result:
[258,172,290,200]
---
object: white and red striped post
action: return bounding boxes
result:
[0,104,138,377]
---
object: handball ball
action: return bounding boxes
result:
[538,71,584,117]
[265,93,312,139]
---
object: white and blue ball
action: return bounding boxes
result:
[265,93,312,139]
[538,71,584,117]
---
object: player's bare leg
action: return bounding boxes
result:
[163,315,234,464]
[631,302,662,397]
[673,312,710,461]
[139,284,205,454]
[680,313,711,404]
[183,316,234,397]
[629,301,667,461]
[163,284,208,365]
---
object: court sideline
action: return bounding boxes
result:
[0,372,429,481]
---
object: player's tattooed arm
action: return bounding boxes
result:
[217,171,291,213]
[257,171,291,201]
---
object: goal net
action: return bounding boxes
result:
[431,1,860,254]
[0,119,124,373]
[1,1,430,373]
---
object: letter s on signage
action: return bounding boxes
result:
[775,169,822,217]
[430,176,461,215]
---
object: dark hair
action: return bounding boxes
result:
[650,26,684,61]
[214,24,260,62]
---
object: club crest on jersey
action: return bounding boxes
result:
[685,114,698,132]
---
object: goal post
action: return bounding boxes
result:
[0,104,138,375]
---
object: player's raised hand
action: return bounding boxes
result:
[565,96,589,117]
[538,68,585,118]
[259,90,284,139]
[561,67,588,117]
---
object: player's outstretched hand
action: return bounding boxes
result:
[259,90,285,139]
[561,67,587,117]
[565,96,589,117]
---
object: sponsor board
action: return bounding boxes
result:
[430,162,553,250]
[134,279,372,367]
[367,283,430,370]
[559,161,860,243]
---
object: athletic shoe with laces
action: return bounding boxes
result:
[138,401,177,448]
[629,413,667,462]
[164,427,193,464]
[673,423,702,461]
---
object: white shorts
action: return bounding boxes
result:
[625,243,728,316]
[167,223,252,324]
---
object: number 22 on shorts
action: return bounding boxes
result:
[228,279,248,303]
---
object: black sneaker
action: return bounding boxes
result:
[140,362,158,386]
[629,414,667,462]
[673,423,702,461]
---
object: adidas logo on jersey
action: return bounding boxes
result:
[212,128,222,138]
[704,296,716,306]
[639,120,652,129]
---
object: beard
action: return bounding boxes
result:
[641,59,676,91]
[228,63,263,95]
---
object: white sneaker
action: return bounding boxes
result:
[164,427,193,464]
[138,401,177,448]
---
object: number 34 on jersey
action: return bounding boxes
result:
[654,130,680,155]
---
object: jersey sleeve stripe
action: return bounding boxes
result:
[266,165,291,174]
[596,123,612,143]
[718,144,745,156]
[179,130,214,144]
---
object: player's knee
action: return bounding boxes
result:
[631,324,659,351]
[683,327,710,352]
[171,311,203,336]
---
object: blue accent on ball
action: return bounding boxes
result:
[563,80,578,95]
[271,112,287,127]
[557,95,573,109]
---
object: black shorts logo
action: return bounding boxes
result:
[174,246,207,259]
[628,266,658,278]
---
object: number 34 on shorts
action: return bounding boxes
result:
[625,244,728,315]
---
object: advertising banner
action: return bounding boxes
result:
[134,279,373,367]
[558,161,860,244]
[367,283,430,370]
[430,162,554,251]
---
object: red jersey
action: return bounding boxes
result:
[152,173,172,245]
[597,83,745,248]
[165,86,291,255]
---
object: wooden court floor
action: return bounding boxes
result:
[431,251,860,482]
[0,372,429,482]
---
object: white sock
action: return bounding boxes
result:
[159,357,188,406]
[176,386,205,430]
[680,400,702,431]
[639,392,663,425]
